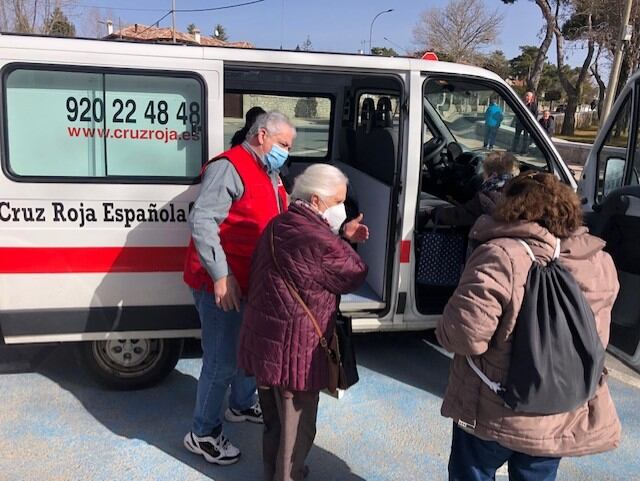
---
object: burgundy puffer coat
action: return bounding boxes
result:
[238,200,368,392]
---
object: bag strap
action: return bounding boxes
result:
[269,226,332,354]
[517,238,561,263]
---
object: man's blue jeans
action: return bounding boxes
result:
[449,424,561,481]
[191,288,257,436]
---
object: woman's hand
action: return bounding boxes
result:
[342,213,369,243]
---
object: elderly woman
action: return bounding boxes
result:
[437,172,621,481]
[238,164,368,481]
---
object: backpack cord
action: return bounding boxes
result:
[553,238,561,260]
[466,356,504,394]
[518,238,561,263]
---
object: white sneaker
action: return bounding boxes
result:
[224,401,263,424]
[183,431,241,465]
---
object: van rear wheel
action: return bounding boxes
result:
[78,338,183,390]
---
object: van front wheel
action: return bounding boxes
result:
[78,338,183,390]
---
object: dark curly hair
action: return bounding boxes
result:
[493,172,582,238]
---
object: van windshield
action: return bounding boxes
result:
[424,78,550,172]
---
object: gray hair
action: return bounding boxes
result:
[247,110,297,138]
[290,164,349,202]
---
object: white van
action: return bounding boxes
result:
[0,34,576,387]
[580,69,640,372]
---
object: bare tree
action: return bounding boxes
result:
[82,7,117,38]
[502,0,560,95]
[4,0,76,34]
[591,0,640,102]
[555,0,596,136]
[412,0,502,63]
[590,45,607,119]
[0,2,10,31]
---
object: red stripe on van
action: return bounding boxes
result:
[0,247,187,273]
[400,240,411,263]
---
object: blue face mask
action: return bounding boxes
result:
[264,143,289,171]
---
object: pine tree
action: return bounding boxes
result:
[301,35,312,51]
[213,23,228,41]
[44,7,75,37]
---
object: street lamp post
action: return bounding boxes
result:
[369,8,393,54]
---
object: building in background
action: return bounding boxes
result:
[103,23,252,49]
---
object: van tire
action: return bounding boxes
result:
[77,338,183,390]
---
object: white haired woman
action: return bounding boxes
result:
[239,164,369,481]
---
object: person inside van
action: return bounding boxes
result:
[436,173,621,481]
[230,106,266,147]
[239,164,368,481]
[429,151,519,227]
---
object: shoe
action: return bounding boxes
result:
[183,431,241,465]
[225,401,263,424]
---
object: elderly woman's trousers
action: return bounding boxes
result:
[259,387,319,481]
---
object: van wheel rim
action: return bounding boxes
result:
[92,339,164,378]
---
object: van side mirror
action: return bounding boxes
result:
[603,156,625,198]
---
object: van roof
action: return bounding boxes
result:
[0,32,504,83]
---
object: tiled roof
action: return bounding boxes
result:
[104,24,253,48]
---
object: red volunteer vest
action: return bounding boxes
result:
[183,145,288,295]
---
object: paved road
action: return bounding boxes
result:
[1,333,639,481]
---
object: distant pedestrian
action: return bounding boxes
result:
[239,164,368,481]
[511,91,538,154]
[437,172,621,481]
[539,110,555,137]
[483,96,503,150]
[230,106,266,147]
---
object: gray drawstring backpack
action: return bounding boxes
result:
[467,238,606,415]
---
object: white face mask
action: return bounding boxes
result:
[320,200,347,235]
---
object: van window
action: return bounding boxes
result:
[223,93,331,158]
[3,66,204,180]
[596,93,632,200]
[424,78,550,172]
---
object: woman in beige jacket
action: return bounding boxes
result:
[436,172,621,481]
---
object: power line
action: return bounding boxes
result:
[139,0,265,39]
[175,0,265,13]
[73,0,264,14]
[139,11,174,36]
[72,4,167,12]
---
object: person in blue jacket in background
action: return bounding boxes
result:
[483,96,504,150]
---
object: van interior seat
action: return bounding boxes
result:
[354,98,375,168]
[355,97,397,184]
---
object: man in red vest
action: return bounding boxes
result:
[182,111,295,465]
